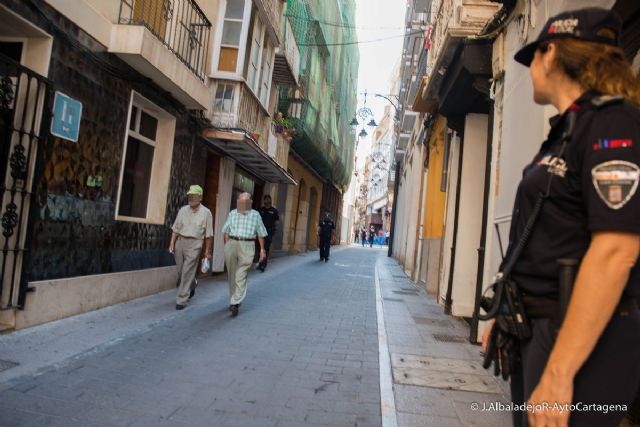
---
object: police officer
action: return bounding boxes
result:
[257,194,279,272]
[317,211,335,262]
[482,8,640,427]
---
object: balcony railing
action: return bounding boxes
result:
[118,0,211,80]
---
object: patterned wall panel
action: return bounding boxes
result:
[9,0,202,282]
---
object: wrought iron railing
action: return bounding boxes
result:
[118,0,211,80]
[0,54,51,310]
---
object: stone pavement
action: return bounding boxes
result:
[375,254,511,427]
[0,246,512,426]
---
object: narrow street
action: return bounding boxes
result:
[0,248,510,427]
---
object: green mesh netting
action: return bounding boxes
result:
[280,0,359,188]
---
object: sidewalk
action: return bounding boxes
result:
[375,253,512,426]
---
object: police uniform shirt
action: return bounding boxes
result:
[318,218,335,239]
[258,206,279,235]
[508,90,640,297]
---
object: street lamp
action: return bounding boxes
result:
[351,90,378,143]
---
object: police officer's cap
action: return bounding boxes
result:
[514,7,622,67]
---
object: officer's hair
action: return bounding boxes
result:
[540,39,640,105]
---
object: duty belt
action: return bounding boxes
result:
[229,236,254,241]
[524,293,640,319]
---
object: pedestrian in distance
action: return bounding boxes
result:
[317,211,336,262]
[369,225,375,248]
[360,227,366,247]
[223,192,268,317]
[257,194,279,272]
[481,8,640,427]
[169,185,213,310]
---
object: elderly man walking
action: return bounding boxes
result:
[169,185,213,310]
[223,192,267,317]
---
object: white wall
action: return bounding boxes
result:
[439,132,461,305]
[450,114,488,317]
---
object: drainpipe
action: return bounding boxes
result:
[388,160,401,257]
[470,107,494,342]
[444,128,465,315]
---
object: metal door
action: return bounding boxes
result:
[0,53,51,310]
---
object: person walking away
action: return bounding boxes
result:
[360,227,366,247]
[481,8,640,426]
[169,185,213,310]
[223,192,267,317]
[369,225,375,248]
[317,211,336,262]
[257,194,279,272]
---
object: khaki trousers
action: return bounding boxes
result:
[175,237,203,305]
[224,239,255,305]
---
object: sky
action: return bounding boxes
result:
[353,0,407,167]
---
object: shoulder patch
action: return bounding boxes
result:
[591,160,640,210]
[591,95,624,109]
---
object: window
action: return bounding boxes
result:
[247,18,264,90]
[116,93,175,224]
[258,43,273,105]
[118,105,158,218]
[218,0,245,72]
[214,83,236,113]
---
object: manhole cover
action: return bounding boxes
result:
[391,353,502,394]
[413,317,452,327]
[392,290,419,295]
[383,297,404,302]
[0,360,18,373]
[433,334,467,343]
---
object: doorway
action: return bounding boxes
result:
[307,187,318,250]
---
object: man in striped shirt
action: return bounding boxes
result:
[223,192,268,317]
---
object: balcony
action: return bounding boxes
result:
[110,0,213,109]
[273,18,300,86]
[267,126,291,170]
[210,82,269,147]
[421,0,500,115]
[203,83,294,184]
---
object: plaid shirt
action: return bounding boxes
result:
[223,209,268,239]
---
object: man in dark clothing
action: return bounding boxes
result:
[369,225,375,248]
[317,211,336,262]
[257,194,279,272]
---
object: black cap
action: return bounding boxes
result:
[514,7,622,67]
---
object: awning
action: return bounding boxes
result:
[201,128,297,185]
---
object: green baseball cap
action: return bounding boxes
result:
[187,185,203,196]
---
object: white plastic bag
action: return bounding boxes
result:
[200,257,210,274]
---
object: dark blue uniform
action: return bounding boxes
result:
[507,92,640,426]
[318,217,335,262]
[258,206,279,271]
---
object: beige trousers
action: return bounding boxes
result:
[224,240,255,305]
[175,237,203,305]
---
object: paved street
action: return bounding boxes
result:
[0,246,511,427]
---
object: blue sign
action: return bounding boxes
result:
[51,91,82,142]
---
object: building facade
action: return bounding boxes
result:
[0,0,313,330]
[391,0,640,342]
[276,0,359,253]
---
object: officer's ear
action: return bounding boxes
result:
[542,42,557,75]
